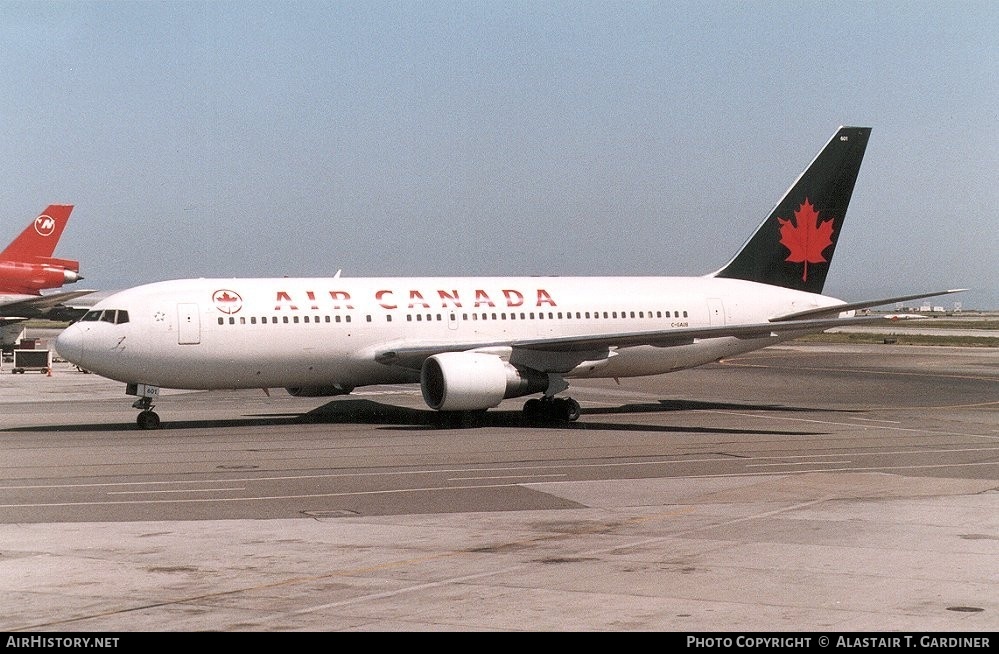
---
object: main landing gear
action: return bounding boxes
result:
[521,375,580,423]
[522,396,581,422]
[132,396,161,430]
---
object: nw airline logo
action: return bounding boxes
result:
[206,288,561,313]
[34,214,56,237]
[778,198,834,282]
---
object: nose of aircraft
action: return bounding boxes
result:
[54,324,83,365]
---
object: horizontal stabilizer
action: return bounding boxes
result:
[771,289,968,322]
[0,289,97,319]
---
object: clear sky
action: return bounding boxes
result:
[1,0,996,309]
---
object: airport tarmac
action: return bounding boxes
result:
[0,343,996,632]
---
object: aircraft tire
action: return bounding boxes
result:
[137,410,161,430]
[524,397,581,423]
[562,398,582,422]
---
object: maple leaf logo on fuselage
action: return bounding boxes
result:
[777,198,834,283]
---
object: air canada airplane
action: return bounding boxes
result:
[0,205,94,343]
[55,127,962,429]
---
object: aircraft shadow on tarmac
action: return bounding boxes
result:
[300,398,847,435]
[6,397,849,434]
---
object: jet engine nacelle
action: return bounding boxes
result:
[285,384,354,397]
[420,352,548,411]
[0,260,81,294]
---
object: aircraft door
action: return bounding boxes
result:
[447,311,460,330]
[177,303,201,344]
[707,298,725,325]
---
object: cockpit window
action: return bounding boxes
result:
[80,309,129,325]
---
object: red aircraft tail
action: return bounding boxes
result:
[0,205,81,295]
[0,205,75,261]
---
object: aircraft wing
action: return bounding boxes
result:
[0,290,97,322]
[374,312,908,370]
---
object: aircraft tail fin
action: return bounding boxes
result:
[0,205,75,262]
[712,127,871,294]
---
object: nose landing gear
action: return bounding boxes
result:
[127,383,162,429]
[132,396,161,429]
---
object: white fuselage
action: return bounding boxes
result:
[54,275,843,392]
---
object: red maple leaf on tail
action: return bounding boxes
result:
[777,198,834,282]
